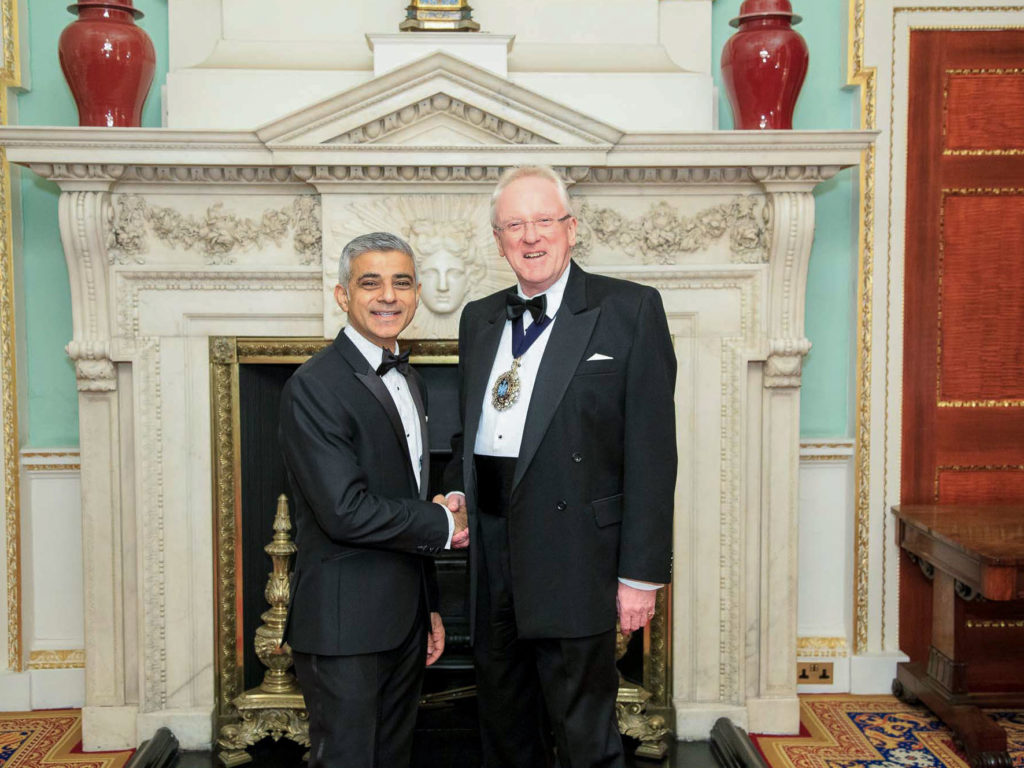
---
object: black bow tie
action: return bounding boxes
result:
[506,293,547,323]
[376,348,410,377]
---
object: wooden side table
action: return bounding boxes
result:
[892,505,1024,768]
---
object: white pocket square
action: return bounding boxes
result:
[586,353,613,361]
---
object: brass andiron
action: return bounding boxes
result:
[615,625,671,759]
[399,0,480,31]
[217,495,308,766]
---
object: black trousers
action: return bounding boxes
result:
[473,456,625,768]
[292,607,426,768]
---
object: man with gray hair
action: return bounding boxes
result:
[443,167,677,767]
[280,231,468,768]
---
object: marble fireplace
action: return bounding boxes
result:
[0,21,871,751]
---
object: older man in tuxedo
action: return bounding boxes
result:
[443,166,678,767]
[279,232,468,768]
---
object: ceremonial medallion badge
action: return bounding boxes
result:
[491,358,521,411]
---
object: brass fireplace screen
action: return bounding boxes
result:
[210,336,672,756]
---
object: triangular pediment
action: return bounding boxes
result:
[256,51,622,149]
[321,99,555,147]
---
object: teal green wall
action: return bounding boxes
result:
[16,0,167,446]
[16,1,857,445]
[714,0,860,438]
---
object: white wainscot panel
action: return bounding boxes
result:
[20,451,86,709]
[796,442,853,693]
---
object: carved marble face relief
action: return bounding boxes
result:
[404,219,472,314]
[325,194,515,339]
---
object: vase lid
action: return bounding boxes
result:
[730,0,801,27]
[67,0,144,19]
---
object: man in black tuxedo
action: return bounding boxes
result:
[443,167,677,768]
[280,232,469,768]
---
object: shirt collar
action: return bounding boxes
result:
[516,262,570,320]
[344,325,398,371]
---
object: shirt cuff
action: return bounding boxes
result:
[618,577,662,590]
[437,503,455,549]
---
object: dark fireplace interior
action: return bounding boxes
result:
[238,361,474,689]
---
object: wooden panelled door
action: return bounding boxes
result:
[900,30,1024,665]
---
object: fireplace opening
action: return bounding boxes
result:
[212,337,668,756]
[236,353,472,693]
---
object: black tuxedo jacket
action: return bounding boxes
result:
[445,262,677,639]
[280,330,450,656]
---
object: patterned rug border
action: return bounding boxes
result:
[0,709,134,768]
[752,695,1024,768]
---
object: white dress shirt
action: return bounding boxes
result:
[474,265,570,457]
[470,267,657,591]
[344,326,454,547]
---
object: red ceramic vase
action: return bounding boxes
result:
[720,0,809,130]
[58,0,156,127]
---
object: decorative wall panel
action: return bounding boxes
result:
[939,191,1024,404]
[936,466,1024,503]
[944,70,1024,154]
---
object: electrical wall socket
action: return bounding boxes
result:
[797,661,834,685]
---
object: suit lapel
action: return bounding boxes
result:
[514,263,599,489]
[407,368,430,500]
[333,332,417,489]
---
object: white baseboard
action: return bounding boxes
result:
[0,671,30,710]
[30,669,85,708]
[850,651,909,694]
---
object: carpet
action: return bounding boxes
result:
[753,696,1024,768]
[0,710,133,768]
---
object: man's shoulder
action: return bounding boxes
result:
[576,265,660,311]
[581,268,652,295]
[463,287,510,316]
[285,341,346,395]
[297,341,342,376]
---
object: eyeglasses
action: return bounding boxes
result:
[493,213,572,238]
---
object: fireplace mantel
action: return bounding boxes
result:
[0,51,873,749]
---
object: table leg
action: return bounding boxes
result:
[894,662,1011,768]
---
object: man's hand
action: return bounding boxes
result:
[447,492,469,549]
[432,492,470,549]
[617,582,658,634]
[425,611,445,666]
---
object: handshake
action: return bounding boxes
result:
[432,492,469,549]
